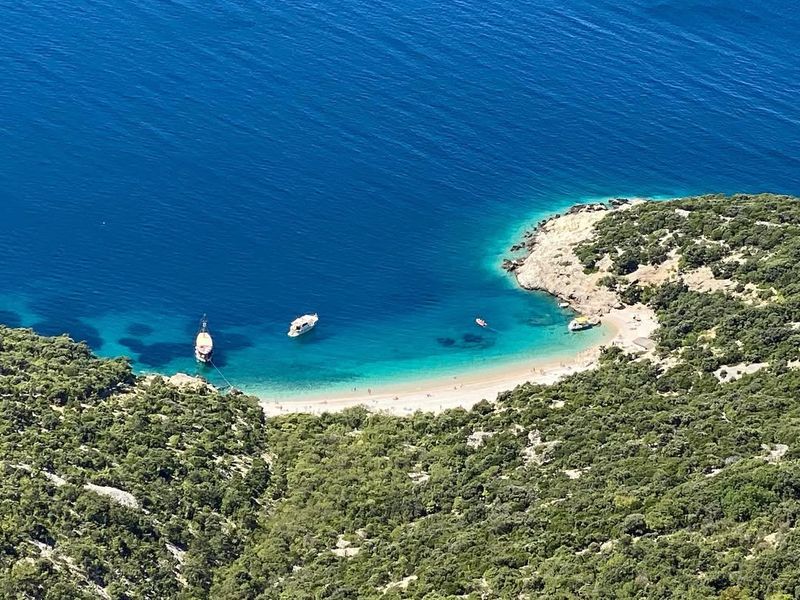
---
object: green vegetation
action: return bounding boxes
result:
[0,328,270,599]
[3,194,800,598]
[576,194,800,371]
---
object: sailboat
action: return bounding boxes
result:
[195,315,214,363]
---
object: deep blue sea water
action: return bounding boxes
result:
[2,0,799,396]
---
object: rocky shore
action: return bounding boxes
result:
[506,198,660,356]
[507,199,632,316]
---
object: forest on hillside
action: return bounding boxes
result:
[3,194,800,599]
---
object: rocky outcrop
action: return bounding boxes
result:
[511,203,621,316]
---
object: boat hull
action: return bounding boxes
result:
[195,326,213,362]
[568,316,600,332]
[288,313,319,337]
[287,324,316,338]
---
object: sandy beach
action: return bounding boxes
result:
[258,200,660,417]
[260,305,656,416]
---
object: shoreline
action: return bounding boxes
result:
[258,305,656,416]
[259,323,616,417]
[255,199,660,416]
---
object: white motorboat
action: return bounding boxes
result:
[195,315,214,363]
[288,313,319,337]
[568,315,600,332]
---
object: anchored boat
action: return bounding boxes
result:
[288,313,319,337]
[195,315,214,363]
[568,315,600,332]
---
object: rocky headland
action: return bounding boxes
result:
[505,199,660,356]
[506,199,633,316]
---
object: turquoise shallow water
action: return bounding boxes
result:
[2,0,799,395]
[0,198,613,397]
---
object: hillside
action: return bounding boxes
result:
[0,328,270,599]
[4,194,800,599]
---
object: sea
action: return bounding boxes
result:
[1,0,799,397]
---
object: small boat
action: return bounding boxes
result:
[568,315,600,332]
[288,313,319,337]
[195,315,214,363]
[558,302,571,309]
[475,317,488,328]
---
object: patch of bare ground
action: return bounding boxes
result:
[331,534,361,558]
[714,363,769,382]
[521,430,560,466]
